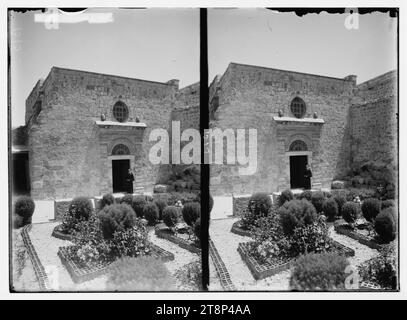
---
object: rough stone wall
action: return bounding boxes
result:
[157,86,201,188]
[27,67,177,200]
[344,71,398,195]
[210,63,355,195]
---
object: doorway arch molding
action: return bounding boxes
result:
[107,137,135,156]
[285,133,313,152]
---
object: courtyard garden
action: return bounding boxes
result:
[210,187,398,291]
[11,191,203,291]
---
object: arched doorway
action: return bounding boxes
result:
[288,140,310,189]
[111,143,132,193]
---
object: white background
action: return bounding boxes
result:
[0,0,405,300]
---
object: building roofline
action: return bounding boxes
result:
[51,66,178,87]
[179,81,200,91]
[228,62,355,82]
[357,69,397,87]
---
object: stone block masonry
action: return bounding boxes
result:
[27,67,178,200]
[210,62,356,195]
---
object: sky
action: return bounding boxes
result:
[10,8,397,127]
[209,8,397,84]
[10,8,199,127]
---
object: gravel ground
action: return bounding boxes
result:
[148,229,201,291]
[210,217,380,291]
[329,226,380,267]
[11,230,40,292]
[210,218,291,291]
[15,222,201,291]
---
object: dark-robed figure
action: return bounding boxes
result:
[304,164,312,190]
[125,169,135,194]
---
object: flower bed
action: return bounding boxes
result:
[238,240,355,281]
[155,225,201,254]
[230,221,252,237]
[334,223,383,250]
[51,224,76,241]
[58,244,174,284]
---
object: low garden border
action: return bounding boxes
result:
[209,239,236,291]
[21,224,51,291]
[155,227,201,254]
[238,240,355,281]
[58,244,175,284]
[51,225,75,241]
[230,221,252,237]
[334,223,383,250]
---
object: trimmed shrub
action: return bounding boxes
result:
[342,201,359,224]
[132,195,146,218]
[193,218,201,242]
[68,197,93,221]
[250,214,290,262]
[69,215,111,264]
[120,194,133,207]
[374,208,396,243]
[162,206,179,229]
[290,253,349,291]
[248,192,272,217]
[145,195,154,203]
[106,256,174,291]
[98,204,137,239]
[333,194,346,216]
[322,198,338,222]
[299,190,312,202]
[289,216,332,255]
[278,199,318,236]
[62,197,93,232]
[381,199,395,210]
[110,219,150,258]
[361,198,381,222]
[154,199,167,220]
[311,191,325,213]
[13,214,24,229]
[182,202,201,226]
[239,209,258,230]
[278,189,294,207]
[100,193,115,209]
[323,191,332,198]
[209,194,214,213]
[143,203,159,226]
[14,196,35,225]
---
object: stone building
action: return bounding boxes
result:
[209,62,397,196]
[13,63,397,200]
[15,67,199,200]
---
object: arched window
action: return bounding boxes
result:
[289,140,308,151]
[112,144,130,155]
[290,97,306,118]
[113,101,129,122]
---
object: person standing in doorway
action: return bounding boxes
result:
[304,164,312,190]
[125,168,135,194]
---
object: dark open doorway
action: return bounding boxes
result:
[290,155,308,189]
[12,152,30,195]
[112,159,130,193]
